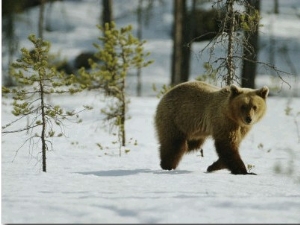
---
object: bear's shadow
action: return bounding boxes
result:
[76,169,192,177]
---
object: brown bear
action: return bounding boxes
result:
[154,81,269,175]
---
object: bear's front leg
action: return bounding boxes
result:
[213,139,253,175]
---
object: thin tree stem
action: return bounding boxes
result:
[38,65,47,172]
[226,0,235,85]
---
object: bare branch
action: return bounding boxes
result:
[2,124,40,134]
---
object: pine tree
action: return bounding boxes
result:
[79,22,153,155]
[2,34,88,172]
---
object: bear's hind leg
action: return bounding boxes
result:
[160,138,188,170]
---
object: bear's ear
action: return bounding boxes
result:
[230,84,242,97]
[256,86,269,99]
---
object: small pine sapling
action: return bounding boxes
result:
[79,22,153,155]
[2,34,89,172]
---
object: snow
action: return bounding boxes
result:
[1,0,300,223]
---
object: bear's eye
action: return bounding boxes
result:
[253,105,257,111]
[241,105,246,111]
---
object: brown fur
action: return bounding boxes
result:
[154,81,269,175]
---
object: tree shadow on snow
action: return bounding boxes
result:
[75,169,192,177]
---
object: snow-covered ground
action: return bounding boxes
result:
[1,0,300,223]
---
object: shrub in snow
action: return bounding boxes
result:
[2,34,90,172]
[79,22,153,156]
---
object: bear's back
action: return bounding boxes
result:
[160,81,225,107]
[155,81,230,135]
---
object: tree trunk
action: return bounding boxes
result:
[274,0,279,14]
[38,0,45,39]
[4,14,17,87]
[226,0,235,86]
[121,77,126,149]
[181,0,196,82]
[241,0,260,88]
[39,71,47,172]
[171,0,184,85]
[136,0,143,96]
[102,0,113,27]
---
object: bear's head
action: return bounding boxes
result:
[228,84,269,126]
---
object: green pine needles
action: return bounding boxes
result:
[80,22,153,155]
[2,34,87,172]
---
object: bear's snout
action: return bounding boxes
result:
[245,116,252,124]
